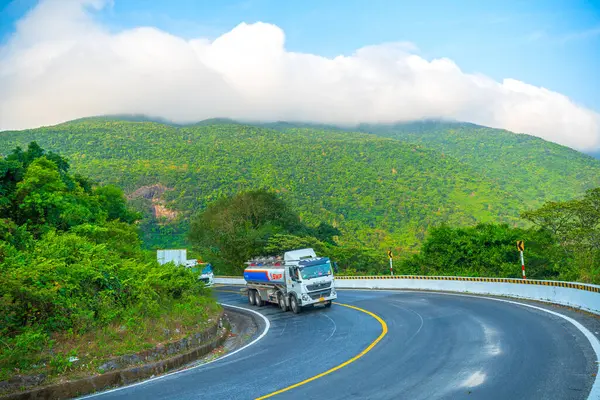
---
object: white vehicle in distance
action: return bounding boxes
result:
[157,249,214,286]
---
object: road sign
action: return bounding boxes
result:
[516,241,526,279]
[387,250,393,259]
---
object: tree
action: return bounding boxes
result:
[521,201,577,241]
[313,222,341,244]
[0,159,22,214]
[264,234,327,255]
[14,157,68,230]
[519,189,600,282]
[399,223,562,280]
[188,190,307,274]
[574,188,600,252]
[2,143,142,236]
[94,185,141,223]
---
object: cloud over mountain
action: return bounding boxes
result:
[1,0,599,151]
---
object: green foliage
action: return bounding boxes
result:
[0,329,51,370]
[188,190,389,276]
[1,142,138,237]
[350,120,600,206]
[0,119,542,251]
[0,143,216,381]
[2,119,600,283]
[3,118,599,254]
[521,187,600,282]
[312,222,341,244]
[330,245,388,275]
[189,190,310,274]
[264,233,328,255]
[398,223,562,279]
[94,185,142,223]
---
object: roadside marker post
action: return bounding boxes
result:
[517,241,526,279]
[387,250,394,276]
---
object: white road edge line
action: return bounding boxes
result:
[321,313,337,341]
[76,303,270,399]
[340,288,600,400]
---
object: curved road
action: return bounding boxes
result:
[84,287,598,400]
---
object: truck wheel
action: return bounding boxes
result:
[254,290,264,307]
[248,290,256,306]
[278,294,288,312]
[324,301,332,308]
[290,295,301,314]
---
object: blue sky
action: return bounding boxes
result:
[2,0,599,112]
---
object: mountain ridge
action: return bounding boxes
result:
[2,117,599,250]
[23,114,598,158]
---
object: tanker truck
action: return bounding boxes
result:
[243,248,337,314]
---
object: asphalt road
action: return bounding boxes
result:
[83,287,598,400]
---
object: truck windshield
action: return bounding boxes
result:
[300,262,332,280]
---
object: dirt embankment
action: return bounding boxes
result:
[128,184,179,223]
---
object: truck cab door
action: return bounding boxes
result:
[287,266,300,293]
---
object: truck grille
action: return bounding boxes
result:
[308,289,331,300]
[306,281,331,291]
[199,278,210,284]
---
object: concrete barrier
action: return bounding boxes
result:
[214,275,600,315]
[214,276,247,285]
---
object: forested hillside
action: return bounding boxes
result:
[352,120,600,205]
[1,119,520,249]
[254,119,600,207]
[259,119,600,207]
[2,117,599,252]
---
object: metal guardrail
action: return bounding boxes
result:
[336,276,600,293]
[215,275,600,293]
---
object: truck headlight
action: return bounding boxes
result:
[331,288,336,296]
[302,294,309,301]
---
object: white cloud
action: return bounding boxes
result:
[1,0,599,151]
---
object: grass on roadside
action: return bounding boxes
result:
[0,295,222,387]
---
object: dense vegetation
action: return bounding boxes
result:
[2,117,599,281]
[189,189,408,276]
[393,223,560,279]
[386,186,600,283]
[0,143,218,383]
[521,187,600,282]
[188,188,600,284]
[0,118,564,251]
[189,189,338,274]
[263,120,600,206]
[352,120,600,206]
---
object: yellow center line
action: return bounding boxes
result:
[255,302,388,400]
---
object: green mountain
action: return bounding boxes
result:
[352,120,600,205]
[259,119,600,207]
[1,117,598,251]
